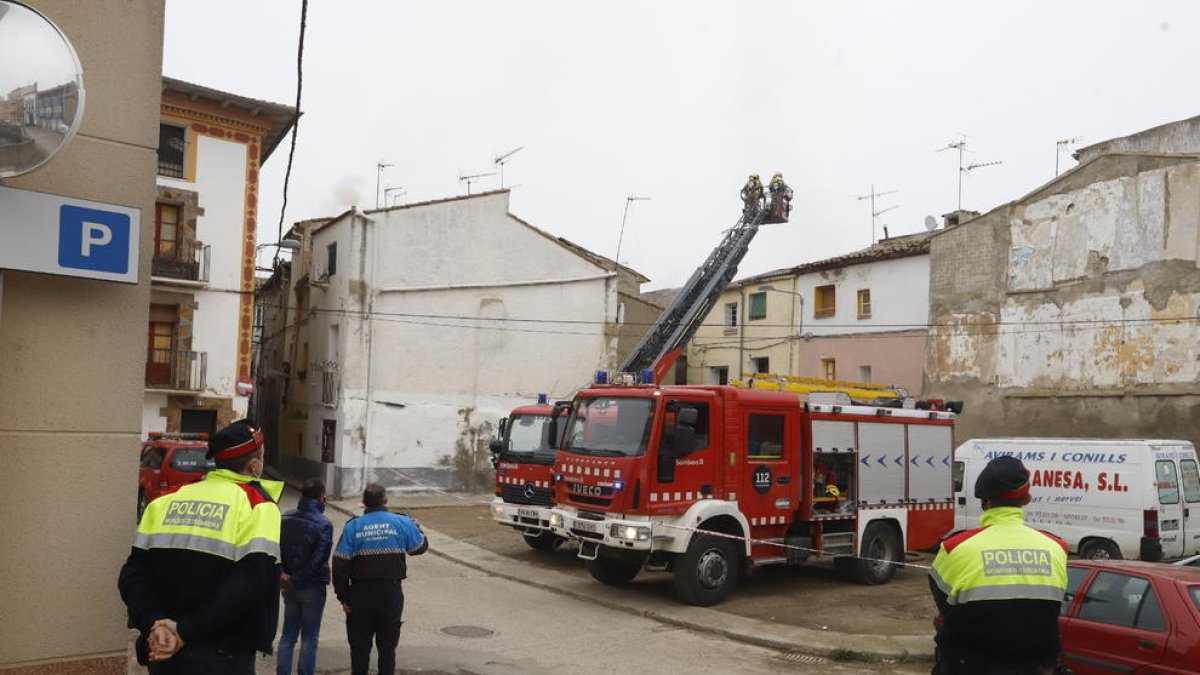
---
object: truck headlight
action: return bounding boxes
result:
[549,513,563,528]
[611,524,650,541]
[492,504,506,517]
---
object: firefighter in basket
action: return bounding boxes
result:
[740,174,764,213]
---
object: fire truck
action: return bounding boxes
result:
[489,394,567,550]
[548,381,959,605]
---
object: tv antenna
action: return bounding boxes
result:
[384,186,407,206]
[855,185,899,243]
[494,146,524,188]
[614,194,651,270]
[375,161,394,209]
[937,136,1001,210]
[459,170,496,195]
[1055,136,1082,176]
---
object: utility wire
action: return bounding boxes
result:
[273,0,308,263]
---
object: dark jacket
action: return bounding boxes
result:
[280,496,334,587]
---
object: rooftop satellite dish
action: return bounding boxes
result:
[924,215,938,231]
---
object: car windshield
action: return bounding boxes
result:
[1191,587,1200,611]
[506,414,555,454]
[563,397,655,458]
[170,448,215,474]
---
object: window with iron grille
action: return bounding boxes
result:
[158,124,186,178]
[321,420,336,463]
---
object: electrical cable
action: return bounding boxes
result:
[273,0,308,264]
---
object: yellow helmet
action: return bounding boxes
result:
[773,172,783,180]
[826,485,841,498]
[750,174,759,180]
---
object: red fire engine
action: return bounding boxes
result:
[548,378,959,605]
[489,394,566,550]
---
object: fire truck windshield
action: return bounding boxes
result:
[506,414,554,454]
[563,397,655,457]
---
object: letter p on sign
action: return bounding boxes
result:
[58,205,130,274]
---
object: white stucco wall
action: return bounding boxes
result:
[142,393,169,435]
[797,253,930,336]
[305,193,622,484]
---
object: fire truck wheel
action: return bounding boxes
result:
[587,556,641,586]
[673,534,739,606]
[850,522,901,585]
[1078,539,1122,560]
[523,531,564,552]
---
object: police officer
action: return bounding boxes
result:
[928,456,1068,674]
[333,483,427,675]
[119,419,283,674]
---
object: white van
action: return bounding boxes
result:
[953,438,1200,561]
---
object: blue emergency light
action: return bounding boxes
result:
[594,370,609,385]
[641,370,654,384]
[536,393,548,405]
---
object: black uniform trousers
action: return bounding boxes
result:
[346,579,405,675]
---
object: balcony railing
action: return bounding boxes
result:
[145,349,207,391]
[152,240,210,283]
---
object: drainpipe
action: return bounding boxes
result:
[737,283,746,380]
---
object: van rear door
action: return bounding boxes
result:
[1151,446,1189,559]
[1178,450,1200,556]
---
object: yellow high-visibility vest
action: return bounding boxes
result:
[135,469,283,562]
[930,507,1068,606]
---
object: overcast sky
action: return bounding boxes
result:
[164,1,1200,290]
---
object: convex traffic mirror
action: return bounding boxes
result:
[0,1,85,178]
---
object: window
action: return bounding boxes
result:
[169,448,215,474]
[658,401,711,455]
[154,203,180,257]
[1077,572,1163,631]
[327,242,338,277]
[821,358,836,381]
[747,414,785,460]
[1156,460,1180,504]
[857,289,871,319]
[751,356,770,375]
[321,420,336,463]
[1061,567,1090,615]
[952,460,965,493]
[724,302,738,328]
[1181,459,1200,503]
[859,365,872,383]
[814,285,836,318]
[748,291,767,320]
[709,366,729,385]
[158,123,186,178]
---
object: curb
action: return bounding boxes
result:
[322,498,934,661]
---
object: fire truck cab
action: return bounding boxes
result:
[489,395,567,551]
[548,377,958,605]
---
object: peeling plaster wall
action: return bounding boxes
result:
[926,153,1200,447]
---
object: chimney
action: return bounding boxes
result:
[942,209,981,229]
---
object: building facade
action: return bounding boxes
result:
[0,2,163,672]
[687,233,932,396]
[256,190,659,497]
[142,78,296,437]
[926,115,1200,445]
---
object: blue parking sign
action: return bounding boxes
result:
[58,204,131,274]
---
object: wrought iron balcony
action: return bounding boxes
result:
[152,240,210,283]
[145,349,207,391]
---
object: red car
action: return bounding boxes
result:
[137,433,214,519]
[1059,559,1200,674]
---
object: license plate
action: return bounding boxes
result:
[571,519,598,533]
[517,508,539,519]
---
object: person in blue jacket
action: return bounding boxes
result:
[276,478,334,675]
[333,483,427,675]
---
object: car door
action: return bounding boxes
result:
[1179,457,1200,556]
[1059,570,1168,674]
[741,410,797,544]
[1155,459,1187,558]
